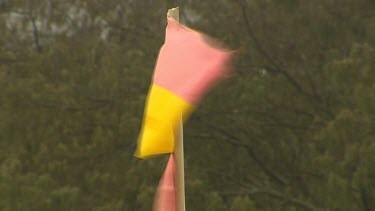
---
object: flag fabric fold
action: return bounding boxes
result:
[135,17,233,158]
[153,154,177,211]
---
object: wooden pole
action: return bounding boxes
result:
[167,7,179,22]
[168,8,185,211]
[175,115,185,211]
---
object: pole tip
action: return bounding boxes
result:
[167,7,179,22]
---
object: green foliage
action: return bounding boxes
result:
[1,0,375,210]
[205,192,227,211]
[229,196,256,211]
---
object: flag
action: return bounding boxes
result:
[135,17,233,158]
[153,154,177,211]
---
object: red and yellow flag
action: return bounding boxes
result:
[135,17,233,158]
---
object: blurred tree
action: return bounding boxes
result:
[0,0,375,210]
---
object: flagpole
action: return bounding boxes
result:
[175,115,185,211]
[167,7,185,211]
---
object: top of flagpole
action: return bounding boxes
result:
[167,7,179,22]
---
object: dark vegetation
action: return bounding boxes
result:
[1,0,375,210]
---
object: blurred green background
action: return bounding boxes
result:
[1,0,375,210]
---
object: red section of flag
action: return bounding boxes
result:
[153,154,177,211]
[153,17,234,104]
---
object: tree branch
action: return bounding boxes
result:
[196,117,288,186]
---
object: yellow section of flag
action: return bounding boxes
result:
[135,84,194,158]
